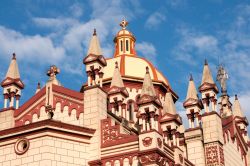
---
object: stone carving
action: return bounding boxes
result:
[142,137,153,147]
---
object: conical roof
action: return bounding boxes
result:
[233,95,244,117]
[141,67,156,97]
[201,59,215,85]
[163,92,177,115]
[87,29,102,56]
[111,62,124,88]
[186,75,198,100]
[5,53,20,79]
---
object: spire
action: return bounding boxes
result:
[233,95,244,117]
[163,92,177,115]
[141,67,156,97]
[201,59,215,85]
[110,62,124,87]
[87,29,102,56]
[186,74,198,100]
[5,53,20,79]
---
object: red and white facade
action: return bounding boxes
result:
[0,20,249,166]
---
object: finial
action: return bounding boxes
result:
[189,74,193,81]
[119,19,128,29]
[37,82,41,89]
[204,59,208,65]
[12,53,16,60]
[146,66,149,74]
[235,94,238,100]
[93,28,97,36]
[47,65,60,78]
[115,61,118,68]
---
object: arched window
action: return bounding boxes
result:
[126,40,129,51]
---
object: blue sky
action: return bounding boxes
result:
[0,0,250,128]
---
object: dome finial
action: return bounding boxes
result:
[120,19,128,29]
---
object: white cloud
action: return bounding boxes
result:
[70,3,84,18]
[33,17,78,29]
[145,12,166,29]
[0,26,65,64]
[136,42,157,64]
[172,28,219,65]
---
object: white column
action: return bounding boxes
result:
[196,116,199,127]
[118,104,122,117]
[191,121,194,128]
[87,72,91,86]
[211,99,215,111]
[142,119,146,131]
[16,100,19,109]
[9,95,14,107]
[4,99,8,108]
[150,117,155,130]
[177,136,179,147]
[188,118,192,128]
[155,119,158,131]
[173,134,176,146]
[95,73,99,85]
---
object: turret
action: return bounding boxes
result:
[1,53,24,109]
[160,92,182,147]
[137,67,162,132]
[199,59,218,113]
[108,62,129,118]
[83,29,107,87]
[183,75,202,128]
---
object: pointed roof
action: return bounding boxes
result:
[111,62,124,87]
[201,59,215,85]
[186,74,198,100]
[163,92,177,115]
[233,95,244,117]
[87,29,102,56]
[108,62,128,97]
[1,53,24,89]
[5,53,20,79]
[83,29,107,66]
[141,67,156,97]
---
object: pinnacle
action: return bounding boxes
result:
[141,67,156,97]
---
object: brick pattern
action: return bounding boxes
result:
[202,113,224,144]
[0,110,14,130]
[83,87,107,162]
[0,136,88,166]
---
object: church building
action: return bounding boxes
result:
[0,20,249,166]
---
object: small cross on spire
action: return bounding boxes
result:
[119,19,128,29]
